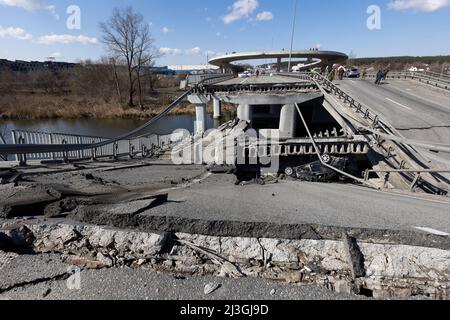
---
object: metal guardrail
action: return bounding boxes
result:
[7,130,179,164]
[423,70,450,81]
[0,134,6,161]
[365,71,450,90]
[308,72,450,194]
[186,73,234,87]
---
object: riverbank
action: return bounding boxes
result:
[0,90,236,120]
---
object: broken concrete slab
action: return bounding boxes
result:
[0,185,62,219]
[0,225,35,251]
[71,194,169,229]
[44,199,79,218]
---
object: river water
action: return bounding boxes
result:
[0,112,235,144]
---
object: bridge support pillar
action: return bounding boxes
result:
[277,58,282,72]
[279,104,297,139]
[188,94,210,136]
[213,98,222,119]
[195,104,207,136]
[237,104,252,122]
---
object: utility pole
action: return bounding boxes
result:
[288,0,298,73]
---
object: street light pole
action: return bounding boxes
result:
[288,0,298,73]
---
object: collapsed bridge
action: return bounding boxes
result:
[1,52,450,196]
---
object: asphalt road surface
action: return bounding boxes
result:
[147,174,450,236]
[0,254,362,300]
[336,78,450,145]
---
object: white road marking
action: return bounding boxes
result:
[414,227,449,236]
[406,88,412,91]
[386,98,412,111]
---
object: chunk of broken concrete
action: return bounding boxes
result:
[71,194,168,227]
[0,225,34,250]
[44,199,79,218]
[0,186,62,219]
[204,282,221,295]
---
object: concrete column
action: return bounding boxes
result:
[195,104,207,135]
[237,104,252,122]
[277,58,282,72]
[279,104,297,138]
[188,94,210,136]
[213,98,222,119]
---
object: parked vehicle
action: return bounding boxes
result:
[238,71,252,78]
[346,68,361,78]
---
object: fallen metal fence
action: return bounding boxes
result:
[7,130,180,165]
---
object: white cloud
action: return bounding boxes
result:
[0,0,44,11]
[46,5,59,20]
[223,0,259,24]
[37,34,98,45]
[186,47,201,55]
[206,16,212,22]
[388,0,450,12]
[216,32,221,37]
[0,26,33,40]
[49,51,61,57]
[159,47,182,55]
[255,11,273,21]
[161,27,170,34]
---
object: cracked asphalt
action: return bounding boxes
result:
[0,253,362,300]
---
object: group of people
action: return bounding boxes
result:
[322,66,390,84]
[324,66,347,82]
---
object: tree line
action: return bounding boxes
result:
[0,7,184,109]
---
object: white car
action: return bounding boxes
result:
[238,71,252,78]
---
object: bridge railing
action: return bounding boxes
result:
[7,130,182,164]
[423,70,450,81]
[186,73,234,87]
[0,134,6,161]
[308,71,450,194]
[364,71,450,90]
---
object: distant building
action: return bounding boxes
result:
[167,64,220,74]
[0,59,77,73]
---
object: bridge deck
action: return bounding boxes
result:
[213,75,310,86]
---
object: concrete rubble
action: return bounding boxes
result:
[0,221,448,299]
[0,159,449,300]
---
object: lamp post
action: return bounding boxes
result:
[288,0,299,73]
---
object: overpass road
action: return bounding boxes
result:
[336,78,450,145]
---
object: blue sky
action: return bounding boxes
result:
[0,0,449,65]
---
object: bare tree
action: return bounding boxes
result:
[99,7,158,107]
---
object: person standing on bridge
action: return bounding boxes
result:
[362,69,367,80]
[375,70,384,85]
[328,69,335,82]
[338,66,345,80]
